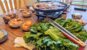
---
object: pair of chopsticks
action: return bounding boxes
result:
[47,18,86,47]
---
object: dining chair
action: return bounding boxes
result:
[0,0,27,13]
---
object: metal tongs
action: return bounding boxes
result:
[47,18,86,47]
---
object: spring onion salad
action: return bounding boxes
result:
[23,18,87,50]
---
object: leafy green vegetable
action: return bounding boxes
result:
[30,23,51,33]
[55,18,87,41]
[30,26,38,33]
[45,27,65,41]
[45,29,60,41]
[24,18,87,50]
[23,20,80,50]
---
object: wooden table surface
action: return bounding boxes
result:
[0,5,87,50]
[0,14,38,50]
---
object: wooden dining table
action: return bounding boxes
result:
[0,12,38,50]
[0,5,87,50]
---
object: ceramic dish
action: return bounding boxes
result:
[8,18,23,29]
[0,30,8,43]
[72,13,82,19]
[3,14,16,24]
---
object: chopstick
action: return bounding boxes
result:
[47,18,86,47]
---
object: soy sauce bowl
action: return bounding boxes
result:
[72,13,82,19]
[0,30,8,44]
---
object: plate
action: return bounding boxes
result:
[0,29,8,43]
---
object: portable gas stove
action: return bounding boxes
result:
[33,1,69,20]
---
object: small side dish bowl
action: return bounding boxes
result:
[20,9,32,18]
[72,13,82,19]
[0,30,8,43]
[3,14,16,24]
[8,18,23,29]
